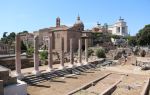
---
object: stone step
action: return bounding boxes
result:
[22,63,100,85]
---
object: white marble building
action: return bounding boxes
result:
[92,17,128,36]
[108,17,128,36]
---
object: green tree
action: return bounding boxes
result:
[92,32,111,46]
[136,24,150,46]
[1,32,9,44]
[39,50,48,64]
[128,36,137,46]
[26,46,34,56]
[18,30,28,34]
[21,41,27,52]
[111,34,122,39]
[8,32,16,39]
[3,32,8,38]
[1,32,16,45]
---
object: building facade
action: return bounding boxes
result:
[92,17,128,36]
[108,17,128,36]
[20,33,34,47]
[33,16,92,52]
[20,16,128,52]
[0,43,9,54]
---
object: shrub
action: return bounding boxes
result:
[39,50,48,61]
[26,47,34,56]
[21,41,27,52]
[96,49,106,58]
[88,49,94,57]
[140,50,146,57]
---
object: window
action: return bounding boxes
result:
[122,27,125,33]
[117,27,120,32]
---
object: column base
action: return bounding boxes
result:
[68,64,76,68]
[32,70,41,76]
[59,65,66,70]
[15,73,24,80]
[76,63,83,66]
[83,61,89,65]
[47,68,55,72]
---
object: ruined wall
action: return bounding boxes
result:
[0,58,33,70]
[54,31,68,52]
[67,31,81,52]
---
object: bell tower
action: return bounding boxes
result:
[56,17,60,27]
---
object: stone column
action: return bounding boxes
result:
[69,38,74,67]
[59,37,65,69]
[32,36,40,76]
[85,38,88,64]
[77,38,82,66]
[15,34,23,79]
[120,27,122,35]
[47,36,53,71]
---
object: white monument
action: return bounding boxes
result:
[108,17,128,36]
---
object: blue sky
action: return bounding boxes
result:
[0,0,150,37]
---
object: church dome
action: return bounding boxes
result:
[74,15,84,26]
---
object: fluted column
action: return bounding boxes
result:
[15,34,23,79]
[33,36,40,76]
[59,37,65,69]
[47,36,53,71]
[85,38,88,64]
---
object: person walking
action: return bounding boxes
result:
[123,50,128,65]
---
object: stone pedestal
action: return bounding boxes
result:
[77,38,82,66]
[33,36,40,76]
[59,38,65,69]
[4,80,27,95]
[84,38,88,64]
[15,35,24,79]
[47,36,54,72]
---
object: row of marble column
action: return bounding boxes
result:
[15,35,88,79]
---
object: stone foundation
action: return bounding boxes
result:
[4,80,27,95]
[0,66,17,86]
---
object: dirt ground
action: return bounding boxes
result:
[27,56,150,95]
[27,69,110,95]
[112,74,148,95]
[104,65,150,76]
[27,64,150,95]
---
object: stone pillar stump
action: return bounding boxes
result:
[47,36,54,71]
[84,38,88,64]
[32,36,41,76]
[59,37,65,69]
[77,38,82,66]
[69,38,74,67]
[15,34,24,79]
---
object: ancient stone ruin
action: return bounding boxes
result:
[0,65,17,95]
